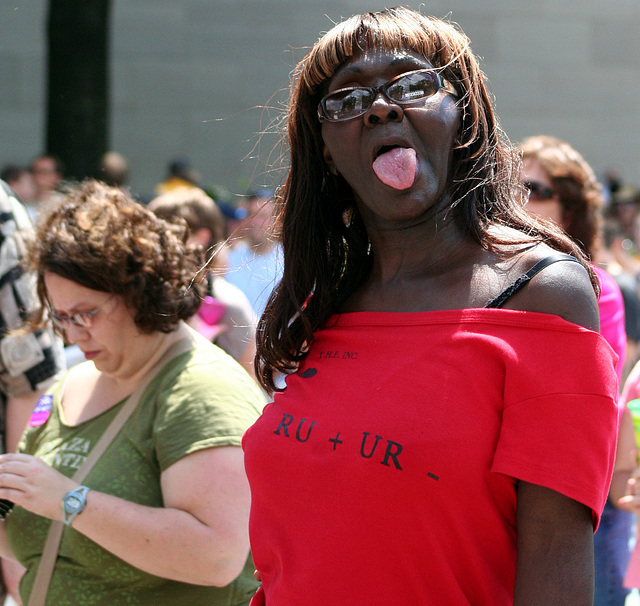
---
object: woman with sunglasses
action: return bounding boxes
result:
[519,134,637,606]
[242,7,618,605]
[0,180,265,605]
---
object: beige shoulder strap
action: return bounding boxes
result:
[27,335,194,606]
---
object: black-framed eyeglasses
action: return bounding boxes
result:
[317,69,458,123]
[49,295,114,331]
[522,181,556,202]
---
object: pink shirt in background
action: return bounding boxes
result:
[594,265,626,388]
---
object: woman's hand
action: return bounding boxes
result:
[609,407,639,507]
[0,453,78,521]
[618,467,640,513]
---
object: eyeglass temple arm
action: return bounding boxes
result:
[441,77,459,98]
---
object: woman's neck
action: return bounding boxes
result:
[107,322,192,390]
[367,210,476,284]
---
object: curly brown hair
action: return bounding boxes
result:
[255,7,594,393]
[26,179,205,334]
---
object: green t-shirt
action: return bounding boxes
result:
[6,338,265,606]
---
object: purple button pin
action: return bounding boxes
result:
[29,394,53,427]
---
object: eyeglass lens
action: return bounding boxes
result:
[386,71,439,102]
[523,181,555,201]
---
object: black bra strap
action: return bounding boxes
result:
[485,253,582,308]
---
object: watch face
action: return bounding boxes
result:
[65,495,81,511]
[62,487,88,525]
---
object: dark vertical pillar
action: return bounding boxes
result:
[46,0,111,181]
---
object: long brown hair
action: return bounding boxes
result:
[256,6,592,393]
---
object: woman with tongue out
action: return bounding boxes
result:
[243,7,618,605]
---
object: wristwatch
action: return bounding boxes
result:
[62,486,90,526]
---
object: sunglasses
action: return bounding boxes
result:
[522,181,556,202]
[317,69,458,123]
[49,295,114,331]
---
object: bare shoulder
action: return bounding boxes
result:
[501,248,599,332]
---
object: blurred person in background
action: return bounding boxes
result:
[608,185,640,245]
[28,155,64,221]
[600,219,640,380]
[0,180,66,605]
[519,134,635,606]
[149,186,257,380]
[97,151,129,189]
[225,189,283,318]
[218,200,249,242]
[155,157,201,195]
[612,358,640,596]
[0,167,35,206]
[602,168,623,206]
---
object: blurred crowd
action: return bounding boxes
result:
[0,152,283,377]
[598,171,640,381]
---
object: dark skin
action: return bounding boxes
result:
[322,50,599,605]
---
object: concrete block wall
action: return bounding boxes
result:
[1,0,639,199]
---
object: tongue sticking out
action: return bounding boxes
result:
[372,147,417,190]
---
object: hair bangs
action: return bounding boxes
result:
[300,9,467,95]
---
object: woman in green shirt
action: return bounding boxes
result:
[0,180,264,605]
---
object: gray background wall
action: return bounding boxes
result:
[1,0,639,200]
